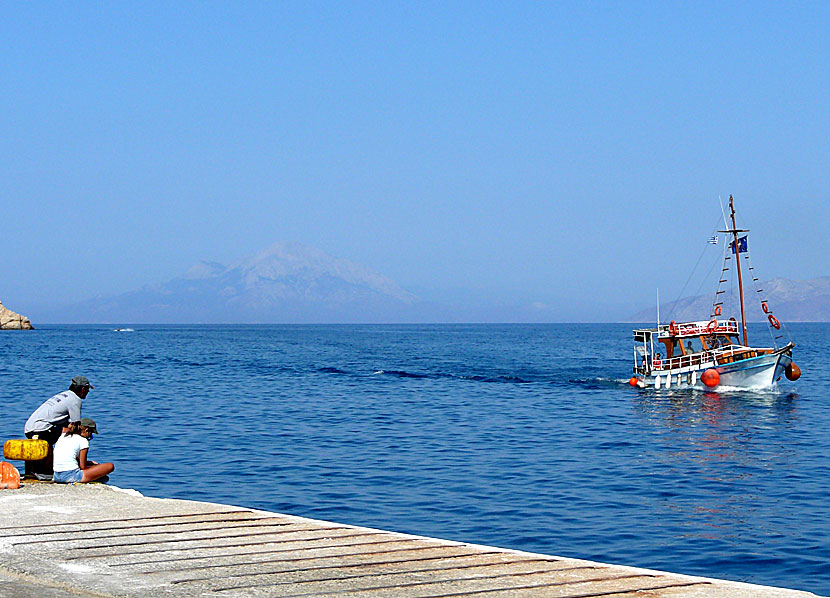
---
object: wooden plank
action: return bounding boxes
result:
[0,483,818,598]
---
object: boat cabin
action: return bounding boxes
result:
[632,319,741,375]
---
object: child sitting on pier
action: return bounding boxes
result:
[52,418,114,484]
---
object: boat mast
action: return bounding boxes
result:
[727,195,749,346]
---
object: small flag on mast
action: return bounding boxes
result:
[708,235,718,245]
[731,235,748,254]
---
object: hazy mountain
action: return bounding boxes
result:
[56,242,422,324]
[627,276,830,323]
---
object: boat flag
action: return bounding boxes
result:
[731,235,748,254]
[708,235,718,245]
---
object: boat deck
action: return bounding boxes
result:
[0,483,820,598]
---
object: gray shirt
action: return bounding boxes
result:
[24,390,83,434]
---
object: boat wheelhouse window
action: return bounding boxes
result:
[709,334,736,348]
[658,337,679,358]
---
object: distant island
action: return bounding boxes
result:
[40,242,423,324]
[627,276,830,323]
[0,300,34,330]
[14,242,830,324]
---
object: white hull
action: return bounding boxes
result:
[643,347,792,390]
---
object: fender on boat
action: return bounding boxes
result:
[785,362,801,381]
[701,368,720,388]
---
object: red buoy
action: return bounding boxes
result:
[629,377,638,387]
[785,363,801,381]
[701,368,720,388]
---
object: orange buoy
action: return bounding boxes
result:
[785,362,801,381]
[629,377,639,386]
[701,368,720,388]
[0,461,20,490]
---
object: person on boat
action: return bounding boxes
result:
[653,353,662,370]
[23,376,93,479]
[686,341,695,355]
[52,418,114,484]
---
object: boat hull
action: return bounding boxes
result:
[716,349,792,389]
[643,345,793,390]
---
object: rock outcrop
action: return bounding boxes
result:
[0,300,34,329]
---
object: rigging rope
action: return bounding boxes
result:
[665,215,724,323]
[730,203,792,348]
[741,249,792,348]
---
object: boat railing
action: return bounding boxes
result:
[644,344,771,373]
[649,350,716,372]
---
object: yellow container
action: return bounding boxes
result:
[3,439,49,461]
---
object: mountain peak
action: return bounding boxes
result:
[68,241,419,323]
[228,241,417,304]
[183,261,227,280]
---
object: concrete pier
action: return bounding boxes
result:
[0,483,821,598]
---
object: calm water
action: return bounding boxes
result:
[1,324,828,595]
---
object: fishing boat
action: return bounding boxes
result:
[630,196,800,390]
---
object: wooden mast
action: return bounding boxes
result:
[728,195,749,346]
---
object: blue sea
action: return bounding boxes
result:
[1,324,828,595]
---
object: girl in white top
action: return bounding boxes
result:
[52,418,115,484]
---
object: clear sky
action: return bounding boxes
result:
[2,2,828,319]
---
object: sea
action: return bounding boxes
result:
[1,323,828,595]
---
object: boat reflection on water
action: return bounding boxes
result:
[634,388,799,428]
[630,389,799,543]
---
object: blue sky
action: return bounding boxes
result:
[2,2,828,319]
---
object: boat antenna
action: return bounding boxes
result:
[723,195,749,346]
[718,195,728,229]
[656,287,660,329]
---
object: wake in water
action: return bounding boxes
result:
[317,368,536,383]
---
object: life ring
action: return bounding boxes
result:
[714,305,722,316]
[706,319,718,333]
[762,302,770,314]
[669,320,678,336]
[768,314,781,329]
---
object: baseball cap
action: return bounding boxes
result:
[80,418,98,434]
[72,375,94,389]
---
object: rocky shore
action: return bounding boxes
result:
[0,300,33,330]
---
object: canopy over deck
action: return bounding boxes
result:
[633,319,740,343]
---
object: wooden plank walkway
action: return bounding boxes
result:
[0,483,821,598]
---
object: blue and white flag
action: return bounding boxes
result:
[731,235,748,254]
[708,235,718,245]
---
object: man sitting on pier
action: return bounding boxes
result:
[23,375,94,480]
